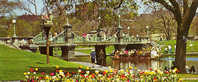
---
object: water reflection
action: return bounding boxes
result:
[108,57,198,71]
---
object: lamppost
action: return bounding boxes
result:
[41,23,52,64]
[12,18,17,37]
[97,16,102,41]
[127,26,130,35]
[146,26,149,41]
[116,14,122,42]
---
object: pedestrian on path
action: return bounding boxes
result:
[90,49,96,68]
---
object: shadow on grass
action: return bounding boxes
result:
[28,66,96,75]
[32,67,80,73]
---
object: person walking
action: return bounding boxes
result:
[90,49,96,68]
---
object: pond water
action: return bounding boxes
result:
[106,57,198,71]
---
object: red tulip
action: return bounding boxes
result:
[41,72,45,75]
[50,73,54,76]
[91,74,95,78]
[56,70,59,72]
[153,76,157,81]
[176,69,180,73]
[29,68,34,72]
[103,71,107,75]
[164,71,169,74]
[139,71,144,74]
[80,74,85,77]
[121,74,126,79]
[149,68,152,71]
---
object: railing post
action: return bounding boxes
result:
[63,24,73,43]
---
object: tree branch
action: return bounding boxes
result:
[113,0,124,10]
[152,0,175,13]
[183,0,198,34]
[183,0,188,15]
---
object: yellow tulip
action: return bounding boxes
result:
[24,72,27,75]
[56,65,59,69]
[129,66,132,69]
[110,69,113,72]
[126,69,128,72]
[178,78,182,82]
[86,67,89,70]
[59,70,63,73]
[35,68,38,71]
[105,70,108,73]
[66,79,70,82]
[79,66,83,69]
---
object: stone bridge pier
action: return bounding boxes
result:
[61,46,75,61]
[39,46,53,56]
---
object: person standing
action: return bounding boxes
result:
[90,49,96,67]
[168,45,172,54]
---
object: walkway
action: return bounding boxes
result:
[74,51,89,56]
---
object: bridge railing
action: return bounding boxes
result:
[32,32,53,44]
[73,35,151,43]
[32,31,151,44]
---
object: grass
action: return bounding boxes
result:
[0,44,86,80]
[178,74,198,82]
[158,40,198,53]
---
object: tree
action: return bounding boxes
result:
[0,0,19,16]
[153,9,176,40]
[17,0,40,15]
[150,0,198,73]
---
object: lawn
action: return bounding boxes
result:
[0,44,86,80]
[178,74,198,82]
[158,40,198,52]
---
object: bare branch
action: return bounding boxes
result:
[152,0,175,13]
[113,0,124,10]
[183,0,198,33]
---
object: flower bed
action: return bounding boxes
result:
[24,66,180,82]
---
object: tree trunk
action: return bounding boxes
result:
[175,25,187,73]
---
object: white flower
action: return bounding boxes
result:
[120,69,124,73]
[25,75,29,78]
[86,71,90,74]
[95,70,99,74]
[52,76,56,79]
[129,70,133,74]
[78,69,81,73]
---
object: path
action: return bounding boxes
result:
[74,51,89,56]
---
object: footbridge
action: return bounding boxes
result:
[30,24,151,66]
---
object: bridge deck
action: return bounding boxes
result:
[34,41,151,47]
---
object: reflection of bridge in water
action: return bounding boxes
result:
[30,25,151,66]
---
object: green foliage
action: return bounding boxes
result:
[0,44,85,80]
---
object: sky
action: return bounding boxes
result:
[15,0,147,16]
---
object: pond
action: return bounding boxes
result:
[106,56,198,71]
